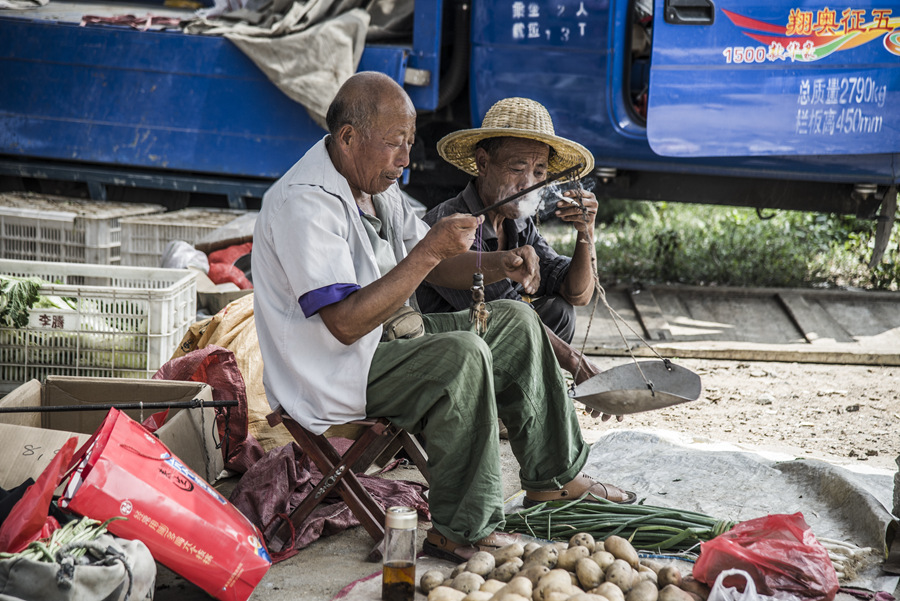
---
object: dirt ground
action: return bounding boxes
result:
[576,356,900,473]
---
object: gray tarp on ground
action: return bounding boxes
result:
[338,429,899,599]
[568,429,898,592]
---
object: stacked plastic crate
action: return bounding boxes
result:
[0,259,197,394]
[0,192,164,264]
[0,194,200,392]
[120,208,252,267]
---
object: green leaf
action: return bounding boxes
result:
[0,275,45,328]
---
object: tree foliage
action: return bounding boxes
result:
[545,199,900,290]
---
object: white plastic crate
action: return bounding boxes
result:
[0,192,164,265]
[0,259,197,394]
[120,208,253,267]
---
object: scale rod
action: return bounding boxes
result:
[470,163,583,217]
[0,399,238,413]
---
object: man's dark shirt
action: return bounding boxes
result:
[416,181,571,313]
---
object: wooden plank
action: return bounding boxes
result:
[776,292,853,344]
[575,284,900,365]
[582,341,900,366]
[575,288,645,349]
[653,289,805,344]
[628,288,672,342]
[643,283,900,301]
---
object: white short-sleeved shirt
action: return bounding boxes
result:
[252,137,429,434]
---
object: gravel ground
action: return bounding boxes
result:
[577,356,900,473]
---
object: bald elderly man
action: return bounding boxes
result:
[252,71,635,563]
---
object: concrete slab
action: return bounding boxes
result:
[576,284,900,365]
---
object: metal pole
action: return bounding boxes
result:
[470,163,583,217]
[0,399,239,414]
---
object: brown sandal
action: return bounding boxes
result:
[524,473,637,507]
[422,529,522,564]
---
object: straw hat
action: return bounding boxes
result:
[437,97,595,179]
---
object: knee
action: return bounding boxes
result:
[442,330,492,367]
[428,332,495,417]
[490,299,540,325]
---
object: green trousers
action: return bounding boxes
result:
[366,299,589,544]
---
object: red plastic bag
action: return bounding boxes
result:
[60,408,271,601]
[0,436,76,553]
[208,242,252,267]
[693,513,839,601]
[141,408,170,433]
[208,242,253,289]
[207,261,252,289]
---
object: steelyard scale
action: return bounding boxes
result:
[468,163,701,415]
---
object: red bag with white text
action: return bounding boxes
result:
[693,513,838,601]
[60,408,271,601]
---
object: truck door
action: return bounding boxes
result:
[646,1,900,157]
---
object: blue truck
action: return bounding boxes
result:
[1,0,898,224]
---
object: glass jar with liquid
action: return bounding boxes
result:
[382,506,417,601]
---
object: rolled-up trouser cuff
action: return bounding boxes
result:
[519,439,590,492]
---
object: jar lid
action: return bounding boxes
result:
[385,506,418,529]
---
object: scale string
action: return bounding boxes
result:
[569,177,667,399]
[475,221,483,271]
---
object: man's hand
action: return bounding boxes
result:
[582,399,626,423]
[502,245,540,294]
[573,355,601,386]
[556,189,598,234]
[423,213,484,262]
[591,408,625,422]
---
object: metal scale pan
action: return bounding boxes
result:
[573,360,701,415]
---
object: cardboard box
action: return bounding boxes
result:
[0,377,224,489]
[193,268,252,315]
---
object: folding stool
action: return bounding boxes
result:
[264,408,429,558]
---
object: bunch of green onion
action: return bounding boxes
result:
[504,495,734,553]
[0,517,125,563]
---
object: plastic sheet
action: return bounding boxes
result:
[708,569,801,601]
[694,513,839,600]
[569,430,897,592]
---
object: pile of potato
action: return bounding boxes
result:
[421,534,710,601]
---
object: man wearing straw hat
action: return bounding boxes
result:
[418,97,606,389]
[253,73,635,564]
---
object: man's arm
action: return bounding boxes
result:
[318,213,480,345]
[545,323,599,385]
[426,247,540,294]
[556,189,599,306]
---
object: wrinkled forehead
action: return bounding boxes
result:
[370,93,417,134]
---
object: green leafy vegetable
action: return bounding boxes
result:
[503,495,734,553]
[0,516,125,562]
[0,276,150,370]
[0,274,45,328]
